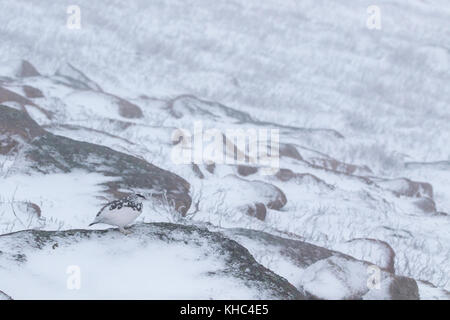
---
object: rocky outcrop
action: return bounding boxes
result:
[363,275,420,300]
[55,63,102,91]
[0,86,52,119]
[0,105,191,214]
[223,228,419,300]
[237,165,259,177]
[0,60,40,78]
[115,96,143,119]
[388,276,420,300]
[0,290,12,300]
[166,94,344,140]
[335,238,396,273]
[0,223,310,299]
[0,86,38,110]
[308,157,373,176]
[375,178,437,214]
[279,144,303,161]
[217,175,287,220]
[275,169,335,190]
[416,280,450,300]
[376,178,433,199]
[22,85,44,98]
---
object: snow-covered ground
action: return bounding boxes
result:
[0,0,449,299]
[0,224,303,299]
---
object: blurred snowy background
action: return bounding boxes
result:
[0,0,449,299]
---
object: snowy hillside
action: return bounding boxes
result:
[0,223,308,299]
[0,0,449,299]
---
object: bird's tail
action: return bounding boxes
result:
[88,222,97,227]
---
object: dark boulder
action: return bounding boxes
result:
[22,85,44,98]
[0,105,191,214]
[0,223,310,299]
[237,165,258,177]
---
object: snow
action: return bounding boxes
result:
[334,238,395,273]
[0,0,449,299]
[0,171,117,233]
[0,224,298,299]
[299,256,369,300]
[2,238,243,299]
[416,281,450,300]
[0,290,12,300]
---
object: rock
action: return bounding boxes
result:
[334,238,396,273]
[237,165,258,177]
[279,144,303,161]
[376,178,433,199]
[116,97,143,119]
[389,276,420,300]
[55,63,102,91]
[0,87,52,119]
[191,163,204,179]
[18,60,40,77]
[0,104,45,141]
[308,157,373,176]
[198,174,287,221]
[242,202,266,221]
[0,290,12,300]
[0,103,46,154]
[22,85,44,98]
[413,197,436,213]
[205,163,215,174]
[300,256,369,299]
[0,86,38,109]
[168,94,255,123]
[275,168,295,181]
[221,175,287,213]
[224,228,336,268]
[0,60,40,78]
[416,280,450,300]
[224,228,419,300]
[363,275,419,300]
[0,105,191,214]
[0,223,309,299]
[275,169,335,190]
[166,95,343,140]
[63,91,143,120]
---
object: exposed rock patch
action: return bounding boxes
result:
[0,105,191,214]
[115,95,143,119]
[0,87,52,119]
[0,223,309,299]
[308,157,373,176]
[22,85,44,98]
[335,238,396,273]
[237,165,258,177]
[55,63,102,91]
[224,228,419,300]
[0,290,12,300]
[376,178,433,199]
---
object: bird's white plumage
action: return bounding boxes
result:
[97,206,142,228]
[90,194,145,233]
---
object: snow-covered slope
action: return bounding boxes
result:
[0,290,12,300]
[222,228,420,300]
[0,223,307,299]
[0,0,449,299]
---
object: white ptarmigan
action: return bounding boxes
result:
[89,194,146,234]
